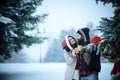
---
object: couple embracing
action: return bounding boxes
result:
[62,28,101,80]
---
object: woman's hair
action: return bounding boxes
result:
[68,35,77,49]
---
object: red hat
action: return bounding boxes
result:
[90,36,101,44]
[62,39,67,47]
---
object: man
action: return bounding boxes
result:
[76,28,101,80]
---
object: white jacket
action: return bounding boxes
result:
[63,50,78,80]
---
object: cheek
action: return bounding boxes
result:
[77,34,81,39]
[70,40,74,44]
[77,36,81,40]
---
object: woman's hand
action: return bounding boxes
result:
[72,49,76,54]
[73,48,79,54]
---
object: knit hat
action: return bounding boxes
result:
[77,28,90,46]
[61,35,73,51]
[90,36,101,44]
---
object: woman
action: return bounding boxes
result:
[62,35,80,80]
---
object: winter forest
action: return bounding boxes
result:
[0,0,120,80]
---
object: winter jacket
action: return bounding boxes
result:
[62,35,80,80]
[79,28,101,77]
[111,59,120,74]
[63,50,77,80]
[77,28,93,76]
[79,35,101,77]
[79,48,94,77]
[90,36,101,73]
[80,43,101,74]
[111,59,120,80]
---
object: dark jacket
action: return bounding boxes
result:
[78,34,101,77]
[77,28,92,76]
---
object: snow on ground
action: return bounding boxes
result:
[0,63,113,80]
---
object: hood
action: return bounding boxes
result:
[61,35,73,50]
[77,28,90,46]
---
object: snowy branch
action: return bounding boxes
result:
[0,14,15,25]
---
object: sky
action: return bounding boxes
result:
[36,0,114,38]
[25,0,114,61]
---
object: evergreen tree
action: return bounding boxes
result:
[95,0,120,58]
[0,0,47,59]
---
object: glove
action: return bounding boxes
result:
[63,46,70,52]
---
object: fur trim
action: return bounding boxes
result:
[78,28,87,42]
[65,35,73,50]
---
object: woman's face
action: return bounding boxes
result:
[77,33,82,40]
[68,37,76,45]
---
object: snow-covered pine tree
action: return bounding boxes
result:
[0,0,47,59]
[95,0,120,60]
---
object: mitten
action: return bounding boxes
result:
[63,46,70,52]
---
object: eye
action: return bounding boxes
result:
[69,38,72,41]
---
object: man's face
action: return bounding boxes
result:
[77,33,82,40]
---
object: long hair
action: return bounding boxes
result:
[68,35,77,49]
